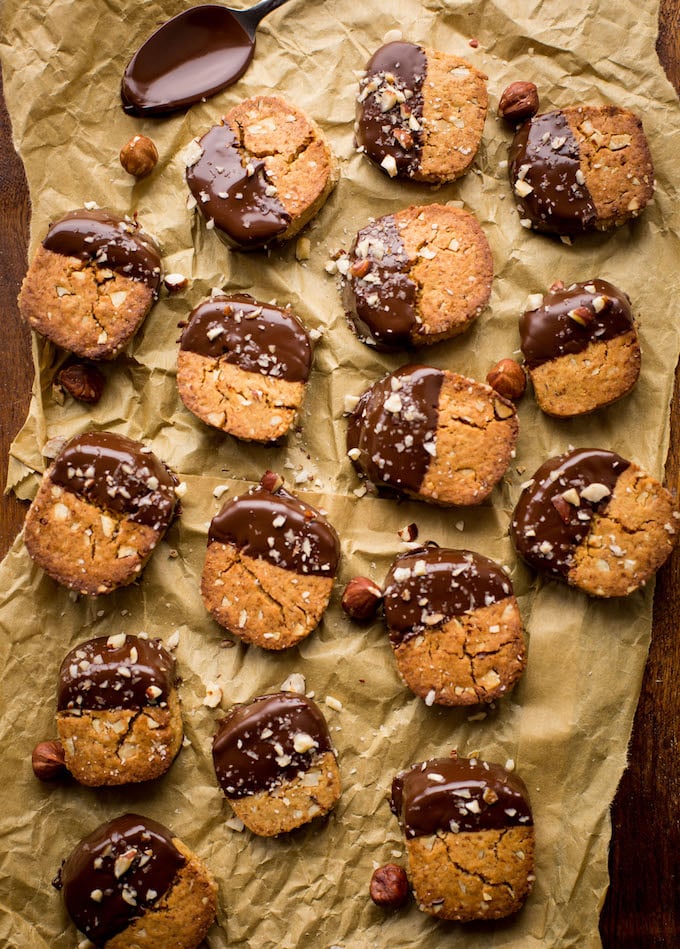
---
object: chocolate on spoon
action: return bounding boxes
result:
[121,0,294,117]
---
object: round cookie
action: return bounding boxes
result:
[346,365,518,506]
[50,634,182,786]
[201,473,340,649]
[54,813,217,948]
[18,209,162,359]
[186,95,338,251]
[383,547,525,706]
[24,431,180,596]
[520,279,640,417]
[508,105,654,236]
[390,756,535,921]
[343,203,493,349]
[511,448,680,597]
[213,691,341,836]
[177,293,312,441]
[356,42,488,183]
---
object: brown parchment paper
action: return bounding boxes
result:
[1,1,680,946]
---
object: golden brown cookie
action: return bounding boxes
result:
[511,448,680,596]
[201,472,340,649]
[520,278,640,417]
[186,95,338,250]
[54,813,217,948]
[24,432,180,596]
[347,365,518,506]
[383,547,525,705]
[18,209,161,359]
[508,105,654,236]
[343,203,492,349]
[177,293,312,441]
[356,42,488,183]
[213,691,341,836]
[391,756,535,921]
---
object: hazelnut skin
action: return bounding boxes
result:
[487,359,527,402]
[341,577,383,621]
[119,134,158,178]
[57,362,105,404]
[32,740,68,782]
[498,82,540,123]
[370,864,410,909]
[260,470,284,493]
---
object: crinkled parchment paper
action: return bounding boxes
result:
[1,1,679,946]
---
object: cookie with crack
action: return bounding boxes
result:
[18,209,162,359]
[213,691,341,836]
[201,472,340,649]
[343,204,492,350]
[177,293,312,441]
[24,432,180,596]
[356,42,488,183]
[54,813,217,948]
[390,756,535,921]
[346,365,518,506]
[520,279,640,417]
[39,634,182,786]
[383,547,525,706]
[511,448,680,597]
[186,95,338,250]
[508,105,653,236]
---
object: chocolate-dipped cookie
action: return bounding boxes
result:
[508,105,653,236]
[511,448,680,597]
[54,813,217,948]
[520,279,640,417]
[383,547,525,705]
[346,366,518,506]
[18,209,161,359]
[391,756,535,921]
[177,293,312,441]
[343,204,492,350]
[186,95,338,251]
[356,42,488,184]
[24,432,180,596]
[201,473,340,649]
[213,691,341,836]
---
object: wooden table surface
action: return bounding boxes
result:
[2,6,680,946]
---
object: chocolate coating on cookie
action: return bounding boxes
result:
[391,757,532,839]
[520,279,634,368]
[208,483,339,576]
[213,692,333,798]
[384,547,513,645]
[55,813,185,944]
[51,432,178,530]
[43,209,162,293]
[511,448,630,577]
[180,294,311,382]
[57,635,176,712]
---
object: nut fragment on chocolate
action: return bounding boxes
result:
[498,81,539,123]
[370,864,410,908]
[119,134,159,178]
[341,576,383,620]
[57,362,105,404]
[32,739,67,781]
[486,359,526,401]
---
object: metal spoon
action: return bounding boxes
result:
[121,0,294,117]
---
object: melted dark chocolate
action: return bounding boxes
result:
[343,215,417,350]
[51,432,178,530]
[57,635,176,712]
[208,483,339,576]
[186,122,290,250]
[521,279,634,368]
[511,448,630,578]
[508,111,596,235]
[213,692,333,798]
[384,547,513,645]
[390,757,533,839]
[43,210,161,293]
[356,42,427,178]
[346,365,443,494]
[55,813,185,945]
[180,293,311,382]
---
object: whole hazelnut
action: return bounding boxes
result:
[32,740,68,782]
[57,362,106,404]
[370,864,410,909]
[498,81,540,123]
[341,576,383,621]
[487,359,526,402]
[119,134,158,178]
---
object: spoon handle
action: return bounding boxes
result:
[238,0,295,37]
